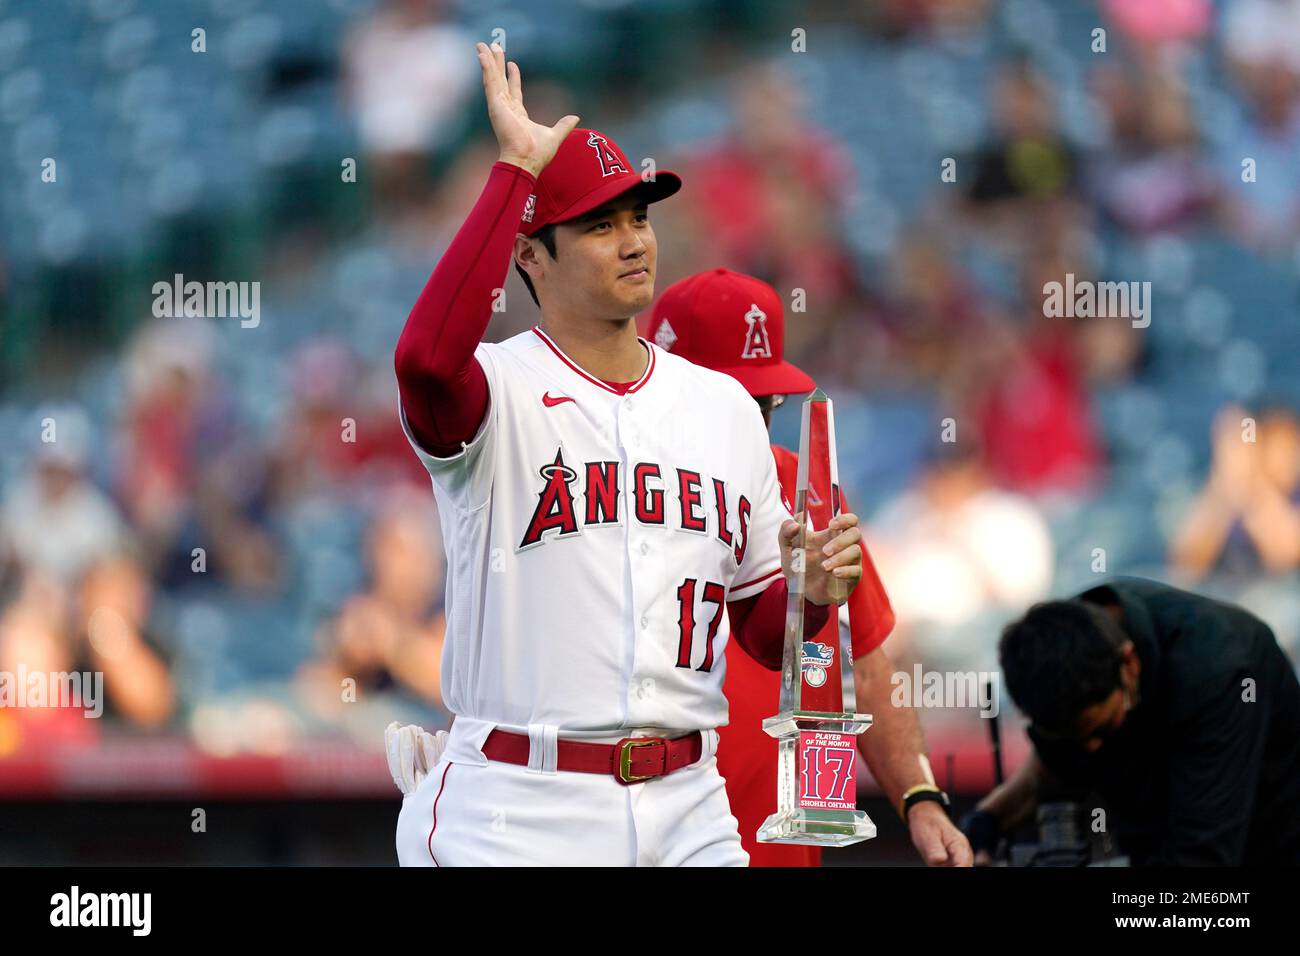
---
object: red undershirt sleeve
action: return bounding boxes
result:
[394,161,537,457]
[728,578,831,671]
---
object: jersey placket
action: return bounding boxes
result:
[528,327,674,731]
[619,389,661,729]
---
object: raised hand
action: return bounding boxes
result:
[475,42,579,178]
[1209,404,1259,508]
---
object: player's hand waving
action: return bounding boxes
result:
[780,512,864,606]
[476,42,579,179]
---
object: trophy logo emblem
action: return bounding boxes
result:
[801,641,833,687]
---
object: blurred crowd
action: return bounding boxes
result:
[2,0,1300,757]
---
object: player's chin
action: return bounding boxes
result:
[610,278,655,312]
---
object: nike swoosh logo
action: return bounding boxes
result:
[542,392,576,407]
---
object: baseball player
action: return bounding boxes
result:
[389,43,865,866]
[646,269,974,867]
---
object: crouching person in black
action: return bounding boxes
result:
[964,577,1300,866]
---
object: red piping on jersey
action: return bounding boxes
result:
[731,566,783,593]
[532,326,656,394]
[426,761,452,867]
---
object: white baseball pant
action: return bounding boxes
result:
[395,721,748,866]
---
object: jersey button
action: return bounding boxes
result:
[640,615,649,629]
[639,542,649,555]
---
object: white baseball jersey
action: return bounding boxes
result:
[401,325,790,736]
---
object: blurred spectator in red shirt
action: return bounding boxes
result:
[970,320,1104,495]
[268,340,369,505]
[115,320,283,596]
[681,60,860,332]
[266,338,426,509]
[115,320,217,567]
[963,244,1110,496]
[886,230,995,390]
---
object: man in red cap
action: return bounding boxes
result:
[646,268,974,867]
[391,44,866,866]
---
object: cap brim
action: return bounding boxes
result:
[714,360,817,398]
[532,171,682,235]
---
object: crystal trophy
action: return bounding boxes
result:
[757,389,876,846]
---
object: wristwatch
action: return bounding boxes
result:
[899,783,951,820]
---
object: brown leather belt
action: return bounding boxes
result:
[480,729,704,785]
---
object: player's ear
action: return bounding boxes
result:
[514,234,543,280]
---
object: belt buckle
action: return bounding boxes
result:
[614,736,666,785]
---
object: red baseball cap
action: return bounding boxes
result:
[645,268,816,397]
[519,128,681,236]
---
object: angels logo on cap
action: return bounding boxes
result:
[587,132,628,178]
[741,304,773,360]
[644,268,817,399]
[518,127,680,236]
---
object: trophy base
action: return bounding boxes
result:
[763,710,872,738]
[757,808,877,847]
